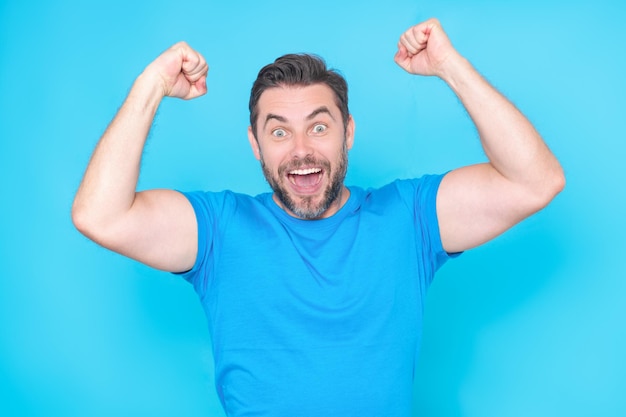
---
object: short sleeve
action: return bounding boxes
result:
[394,174,461,284]
[174,190,232,299]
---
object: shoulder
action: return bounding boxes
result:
[179,189,274,223]
[357,174,446,206]
[181,189,269,207]
[390,174,446,196]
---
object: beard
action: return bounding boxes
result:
[260,143,349,220]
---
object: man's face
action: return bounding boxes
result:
[248,84,355,220]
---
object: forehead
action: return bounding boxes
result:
[257,84,340,121]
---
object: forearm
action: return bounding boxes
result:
[440,53,564,195]
[72,72,164,231]
[397,19,564,252]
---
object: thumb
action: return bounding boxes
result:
[191,75,208,97]
[394,43,411,72]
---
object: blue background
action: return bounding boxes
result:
[1,0,625,416]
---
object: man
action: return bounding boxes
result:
[73,18,564,416]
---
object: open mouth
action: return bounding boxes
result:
[287,167,323,190]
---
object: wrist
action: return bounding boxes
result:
[437,52,474,93]
[128,71,167,114]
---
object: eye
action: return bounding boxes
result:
[272,128,287,138]
[311,124,327,134]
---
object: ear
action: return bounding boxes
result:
[247,126,261,160]
[345,115,355,150]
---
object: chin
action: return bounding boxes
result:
[287,197,329,220]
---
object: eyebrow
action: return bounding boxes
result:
[263,106,335,129]
[264,113,287,128]
[306,106,335,121]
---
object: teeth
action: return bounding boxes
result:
[289,168,322,175]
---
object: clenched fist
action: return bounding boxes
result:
[394,18,458,78]
[142,41,209,100]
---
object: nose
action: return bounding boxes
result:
[290,131,314,159]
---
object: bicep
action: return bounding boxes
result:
[436,163,533,253]
[101,189,198,272]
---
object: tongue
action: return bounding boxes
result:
[292,173,321,188]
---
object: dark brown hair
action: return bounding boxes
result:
[249,54,349,137]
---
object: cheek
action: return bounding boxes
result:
[325,143,347,163]
[259,150,284,172]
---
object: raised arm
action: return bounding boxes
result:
[395,19,565,253]
[72,42,208,272]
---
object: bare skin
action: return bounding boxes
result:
[395,18,565,253]
[72,42,207,272]
[72,19,564,272]
[247,84,355,220]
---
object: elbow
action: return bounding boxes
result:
[547,164,566,200]
[71,198,106,242]
[532,165,566,211]
[553,166,566,196]
[71,199,92,238]
[72,197,131,252]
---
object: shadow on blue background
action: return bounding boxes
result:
[1,0,625,416]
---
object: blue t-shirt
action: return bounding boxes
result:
[180,175,454,417]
